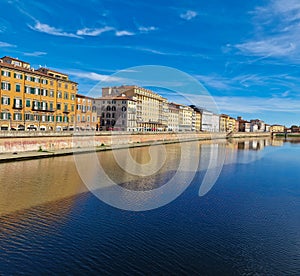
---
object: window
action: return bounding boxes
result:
[112,100,116,104]
[42,79,48,85]
[35,88,40,95]
[106,106,111,111]
[112,106,116,111]
[1,97,10,105]
[15,84,21,92]
[64,92,69,99]
[34,77,40,83]
[25,86,30,94]
[77,104,81,110]
[57,91,62,98]
[50,80,54,86]
[57,103,61,110]
[41,115,47,122]
[77,115,80,122]
[1,82,11,91]
[63,115,68,122]
[112,113,115,118]
[1,70,11,77]
[49,102,53,111]
[87,116,90,122]
[13,99,22,108]
[41,89,48,96]
[106,113,111,118]
[71,105,74,112]
[26,99,31,107]
[25,114,32,121]
[49,90,54,97]
[25,75,31,81]
[64,104,68,112]
[82,115,85,122]
[122,106,127,112]
[13,113,22,120]
[0,112,11,120]
[71,94,75,100]
[48,115,54,122]
[58,82,61,88]
[56,115,62,122]
[41,102,47,110]
[64,83,68,89]
[32,101,40,110]
[14,73,22,79]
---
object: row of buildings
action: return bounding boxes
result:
[0,55,285,133]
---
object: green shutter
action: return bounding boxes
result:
[8,98,10,105]
[8,72,11,77]
[8,83,11,91]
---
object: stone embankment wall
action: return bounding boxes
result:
[0,132,270,153]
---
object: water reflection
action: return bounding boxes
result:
[0,137,275,216]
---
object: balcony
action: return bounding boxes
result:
[32,107,55,112]
[63,109,70,114]
[13,105,23,110]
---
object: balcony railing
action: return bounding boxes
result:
[13,105,23,110]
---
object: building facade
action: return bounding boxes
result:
[75,94,97,130]
[0,56,77,131]
[102,85,167,131]
[94,95,137,131]
[167,103,179,131]
[270,124,285,132]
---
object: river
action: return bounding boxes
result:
[0,138,299,275]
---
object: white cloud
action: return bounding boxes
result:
[76,26,114,36]
[24,51,47,57]
[236,39,296,57]
[180,10,197,20]
[233,0,300,58]
[65,70,126,83]
[214,95,300,114]
[28,21,81,38]
[0,41,15,47]
[115,30,135,36]
[138,26,158,33]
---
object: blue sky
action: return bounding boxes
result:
[1,0,300,126]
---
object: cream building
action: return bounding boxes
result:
[102,85,167,131]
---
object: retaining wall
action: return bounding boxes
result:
[0,132,270,153]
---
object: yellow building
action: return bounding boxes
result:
[220,114,237,132]
[75,94,98,130]
[270,124,285,133]
[0,56,77,131]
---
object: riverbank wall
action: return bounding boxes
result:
[0,131,270,154]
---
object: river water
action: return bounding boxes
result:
[0,138,299,275]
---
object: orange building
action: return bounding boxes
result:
[0,56,77,131]
[75,94,98,130]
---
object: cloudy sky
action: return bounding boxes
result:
[1,0,300,126]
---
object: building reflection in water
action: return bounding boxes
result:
[0,137,277,216]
